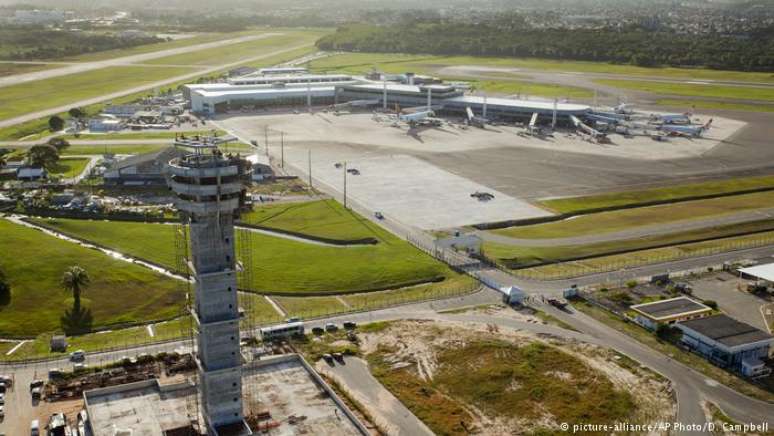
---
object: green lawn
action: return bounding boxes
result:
[0,62,56,77]
[309,52,774,83]
[511,230,774,280]
[0,219,184,337]
[596,79,774,102]
[48,157,90,178]
[541,175,774,214]
[28,217,454,294]
[495,190,774,240]
[143,31,324,66]
[0,65,196,121]
[458,78,593,99]
[656,99,774,113]
[238,199,379,241]
[273,296,349,319]
[61,129,226,140]
[485,219,774,269]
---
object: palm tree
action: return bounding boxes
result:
[62,266,90,313]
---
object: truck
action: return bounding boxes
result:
[547,297,568,309]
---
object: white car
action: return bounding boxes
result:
[0,404,4,417]
[0,392,5,404]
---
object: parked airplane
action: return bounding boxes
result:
[659,118,713,137]
[651,112,692,125]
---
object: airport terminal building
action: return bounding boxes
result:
[184,71,590,123]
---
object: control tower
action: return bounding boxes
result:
[167,136,252,435]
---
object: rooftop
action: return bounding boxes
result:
[739,262,774,282]
[679,314,773,347]
[631,296,712,321]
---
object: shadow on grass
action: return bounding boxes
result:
[61,306,93,335]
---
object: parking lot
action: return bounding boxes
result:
[687,271,772,332]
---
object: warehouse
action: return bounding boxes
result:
[630,296,713,331]
[677,314,773,378]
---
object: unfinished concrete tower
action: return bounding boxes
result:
[167,136,251,435]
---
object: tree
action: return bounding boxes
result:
[68,107,85,119]
[61,266,90,314]
[703,300,718,310]
[26,144,59,169]
[49,115,65,132]
[0,268,9,305]
[47,137,70,152]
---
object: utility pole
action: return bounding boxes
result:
[308,149,312,188]
[264,126,269,156]
[280,131,285,169]
[343,161,347,209]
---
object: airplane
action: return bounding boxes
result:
[585,113,625,125]
[614,103,635,115]
[650,112,692,125]
[658,118,713,137]
[465,106,489,128]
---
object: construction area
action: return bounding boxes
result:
[83,354,364,436]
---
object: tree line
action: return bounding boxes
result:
[0,26,163,60]
[316,22,774,72]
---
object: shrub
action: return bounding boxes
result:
[626,280,638,289]
[703,300,718,310]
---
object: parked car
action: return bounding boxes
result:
[0,404,5,418]
[0,375,11,386]
[0,393,4,405]
[343,321,357,330]
[29,380,44,390]
[374,211,384,220]
[322,354,334,364]
[311,327,324,336]
[324,323,338,332]
[31,419,40,436]
[30,387,42,400]
[332,352,344,362]
[48,369,63,380]
[285,317,302,323]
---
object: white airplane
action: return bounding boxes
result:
[659,118,713,137]
[651,112,692,125]
[398,110,437,127]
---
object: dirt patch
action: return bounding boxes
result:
[360,319,675,435]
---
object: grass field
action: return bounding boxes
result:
[0,219,184,337]
[0,62,56,77]
[61,129,226,140]
[497,190,774,240]
[573,299,774,402]
[485,219,774,268]
[239,199,378,241]
[275,273,478,318]
[511,230,774,279]
[596,79,774,102]
[310,52,774,83]
[456,78,594,99]
[367,336,635,435]
[48,157,90,178]
[29,217,454,294]
[143,31,324,66]
[0,65,196,121]
[61,144,169,155]
[541,175,774,214]
[656,99,774,113]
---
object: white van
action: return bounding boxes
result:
[30,419,40,436]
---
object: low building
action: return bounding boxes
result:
[16,167,47,181]
[228,66,257,77]
[103,104,144,118]
[246,153,273,181]
[677,314,773,377]
[88,117,123,132]
[103,147,185,186]
[631,296,713,330]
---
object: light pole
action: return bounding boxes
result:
[343,161,347,209]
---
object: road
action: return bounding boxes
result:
[0,33,280,89]
[0,43,317,130]
[474,206,774,247]
[317,356,434,436]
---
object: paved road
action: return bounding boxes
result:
[475,207,774,247]
[0,33,280,89]
[0,42,315,130]
[318,356,434,436]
